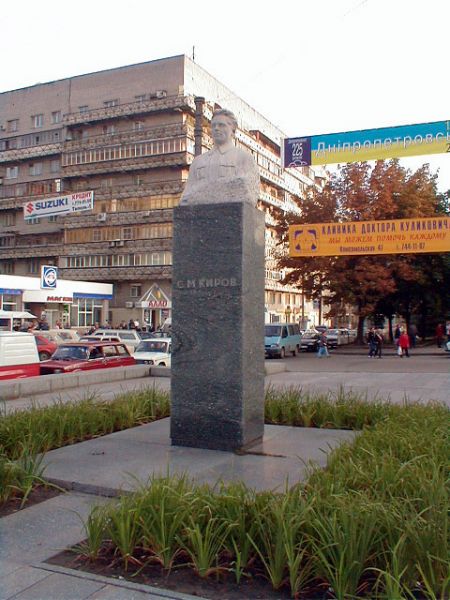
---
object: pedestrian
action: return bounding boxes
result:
[317,331,329,357]
[435,323,445,348]
[394,324,401,345]
[398,330,410,357]
[408,324,417,348]
[446,321,450,343]
[367,327,377,357]
[375,329,383,358]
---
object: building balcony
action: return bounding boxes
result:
[58,265,172,281]
[63,95,196,125]
[61,149,192,178]
[62,238,173,255]
[0,243,63,259]
[0,179,62,206]
[63,207,175,228]
[259,190,285,210]
[64,122,193,150]
[0,142,62,163]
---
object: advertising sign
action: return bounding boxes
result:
[40,265,58,289]
[283,120,450,167]
[289,216,450,257]
[24,191,94,219]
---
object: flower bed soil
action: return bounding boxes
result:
[47,547,333,600]
[0,485,61,518]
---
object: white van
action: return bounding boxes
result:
[0,332,40,380]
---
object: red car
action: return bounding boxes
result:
[34,334,58,361]
[40,342,136,374]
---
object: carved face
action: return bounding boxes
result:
[211,115,234,147]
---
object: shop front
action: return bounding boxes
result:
[0,274,113,329]
[134,284,171,330]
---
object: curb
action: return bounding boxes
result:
[34,562,208,600]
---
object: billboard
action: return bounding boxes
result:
[283,120,450,167]
[289,216,450,257]
[23,191,94,219]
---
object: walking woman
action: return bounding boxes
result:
[398,330,410,357]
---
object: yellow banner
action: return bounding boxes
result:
[289,217,450,257]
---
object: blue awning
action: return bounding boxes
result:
[73,292,113,300]
[0,288,22,295]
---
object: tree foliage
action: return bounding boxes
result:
[277,160,449,340]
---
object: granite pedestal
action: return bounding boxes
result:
[171,201,265,451]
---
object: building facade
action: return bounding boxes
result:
[0,55,325,329]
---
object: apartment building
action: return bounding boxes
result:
[0,55,325,329]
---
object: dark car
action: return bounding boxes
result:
[40,342,136,374]
[34,334,58,361]
[300,330,320,352]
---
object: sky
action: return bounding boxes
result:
[1,0,449,192]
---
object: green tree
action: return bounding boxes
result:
[278,160,448,341]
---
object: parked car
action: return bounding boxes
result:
[34,334,58,361]
[33,329,80,345]
[40,342,136,374]
[265,323,302,358]
[0,332,40,379]
[134,338,172,366]
[91,329,142,352]
[325,329,351,348]
[300,330,320,352]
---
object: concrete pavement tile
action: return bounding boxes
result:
[12,572,104,600]
[252,425,356,460]
[0,559,22,578]
[0,565,50,600]
[0,493,109,564]
[88,584,173,599]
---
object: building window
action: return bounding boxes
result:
[1,292,17,309]
[27,217,40,225]
[103,124,116,135]
[122,227,133,240]
[135,94,146,102]
[7,119,19,133]
[133,121,144,131]
[50,159,60,173]
[79,105,89,113]
[48,215,58,222]
[29,162,43,176]
[51,110,62,124]
[28,259,40,274]
[32,114,44,128]
[130,284,141,298]
[0,212,15,226]
[0,261,14,274]
[5,166,18,179]
[92,229,102,242]
[104,99,119,108]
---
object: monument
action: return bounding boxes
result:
[171,108,265,452]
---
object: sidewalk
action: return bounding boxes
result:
[1,350,447,599]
